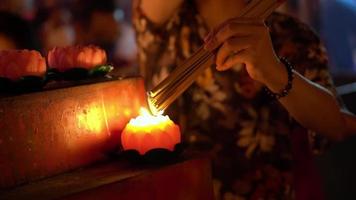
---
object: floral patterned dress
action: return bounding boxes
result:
[133,1,335,199]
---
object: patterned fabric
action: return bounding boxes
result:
[133,1,335,199]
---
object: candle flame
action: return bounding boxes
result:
[126,107,172,132]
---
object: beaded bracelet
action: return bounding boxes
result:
[264,57,295,100]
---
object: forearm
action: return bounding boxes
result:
[139,0,184,26]
[265,62,349,140]
[202,16,354,140]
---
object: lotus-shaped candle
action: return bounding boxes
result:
[47,45,107,72]
[121,108,181,155]
[0,50,46,80]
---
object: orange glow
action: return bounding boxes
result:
[77,105,106,134]
[147,96,162,116]
[121,108,181,155]
[126,108,168,132]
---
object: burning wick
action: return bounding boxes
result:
[121,107,181,155]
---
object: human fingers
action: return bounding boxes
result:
[204,18,264,50]
[204,18,236,42]
[216,48,253,71]
[215,36,255,68]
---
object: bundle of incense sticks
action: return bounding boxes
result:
[148,0,286,114]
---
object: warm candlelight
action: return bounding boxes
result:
[121,108,181,155]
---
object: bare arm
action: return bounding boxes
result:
[136,0,184,26]
[265,61,355,141]
[204,18,356,141]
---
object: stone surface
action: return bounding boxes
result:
[0,77,147,188]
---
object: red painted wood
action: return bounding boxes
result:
[0,78,148,188]
[0,157,214,200]
[64,158,214,200]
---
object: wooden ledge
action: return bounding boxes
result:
[0,156,214,200]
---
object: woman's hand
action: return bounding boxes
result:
[204,18,285,87]
[204,17,356,139]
